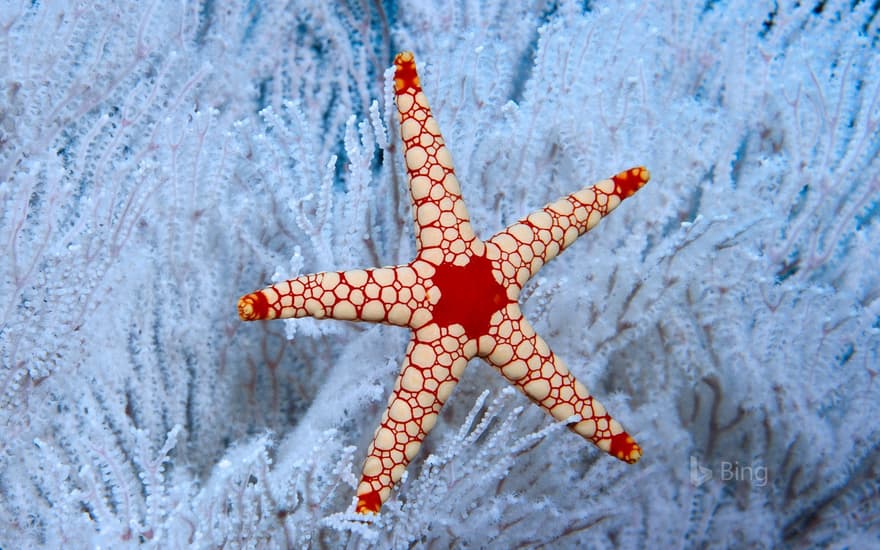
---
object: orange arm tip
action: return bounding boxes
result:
[393,51,421,95]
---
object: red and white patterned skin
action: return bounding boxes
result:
[238,51,649,514]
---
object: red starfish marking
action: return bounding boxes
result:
[238,51,650,514]
[431,254,510,337]
[393,55,421,94]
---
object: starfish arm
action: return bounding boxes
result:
[480,305,642,464]
[393,52,479,267]
[487,167,650,288]
[237,265,429,327]
[356,326,471,514]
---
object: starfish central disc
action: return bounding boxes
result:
[430,254,510,338]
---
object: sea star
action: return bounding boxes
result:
[238,51,649,514]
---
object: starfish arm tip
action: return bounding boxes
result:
[395,50,415,63]
[609,432,643,464]
[237,292,270,321]
[393,51,420,94]
[355,491,383,515]
[613,166,651,198]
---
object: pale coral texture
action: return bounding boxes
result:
[1,1,877,548]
